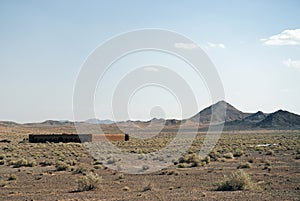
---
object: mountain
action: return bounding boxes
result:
[224,111,266,130]
[256,110,300,129]
[0,121,20,127]
[24,120,74,126]
[0,101,300,130]
[85,118,114,125]
[242,111,267,123]
[189,101,251,124]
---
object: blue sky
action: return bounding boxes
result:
[0,0,300,122]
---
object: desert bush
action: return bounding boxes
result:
[223,152,234,159]
[0,179,7,187]
[203,156,211,164]
[39,160,53,167]
[0,154,5,160]
[263,166,271,171]
[117,173,125,180]
[177,163,187,168]
[12,158,36,168]
[178,153,201,167]
[94,164,103,170]
[209,150,220,161]
[73,165,88,174]
[77,172,102,192]
[0,160,5,165]
[216,170,259,191]
[8,174,17,181]
[233,149,244,157]
[66,160,77,166]
[55,161,69,171]
[295,155,300,160]
[167,170,179,176]
[237,162,251,169]
[264,160,271,166]
[266,150,274,155]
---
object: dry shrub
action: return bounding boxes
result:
[0,179,7,187]
[12,158,36,168]
[8,174,17,181]
[237,162,251,169]
[77,172,102,192]
[55,161,69,171]
[233,149,244,157]
[216,170,259,191]
[223,152,234,159]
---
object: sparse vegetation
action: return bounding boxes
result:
[237,162,251,169]
[0,154,6,160]
[233,149,244,157]
[8,174,17,181]
[12,158,36,168]
[77,172,102,192]
[266,150,274,155]
[223,152,234,159]
[0,179,7,187]
[216,170,259,191]
[55,161,69,171]
[0,129,299,200]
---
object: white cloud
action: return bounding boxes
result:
[174,42,198,49]
[283,58,300,70]
[143,67,160,72]
[207,42,226,49]
[261,29,300,46]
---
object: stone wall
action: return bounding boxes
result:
[28,133,129,143]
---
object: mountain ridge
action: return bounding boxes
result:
[1,101,300,130]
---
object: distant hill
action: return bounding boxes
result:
[189,101,251,124]
[24,120,74,127]
[85,118,114,125]
[0,101,300,130]
[256,110,300,129]
[0,121,20,127]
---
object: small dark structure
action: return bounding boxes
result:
[28,134,129,143]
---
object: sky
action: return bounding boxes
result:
[0,0,300,123]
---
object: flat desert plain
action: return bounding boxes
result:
[0,125,299,201]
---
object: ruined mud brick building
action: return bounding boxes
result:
[28,133,129,143]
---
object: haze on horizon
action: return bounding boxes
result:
[0,0,300,123]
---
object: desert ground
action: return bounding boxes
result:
[0,124,299,200]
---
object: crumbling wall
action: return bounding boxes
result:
[28,133,129,143]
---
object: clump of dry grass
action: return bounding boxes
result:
[237,162,251,169]
[266,149,274,155]
[0,154,5,160]
[39,160,54,167]
[216,170,259,191]
[223,152,234,159]
[55,161,69,171]
[12,158,36,168]
[233,149,244,157]
[0,179,7,187]
[8,174,17,181]
[77,172,102,192]
[178,153,201,167]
